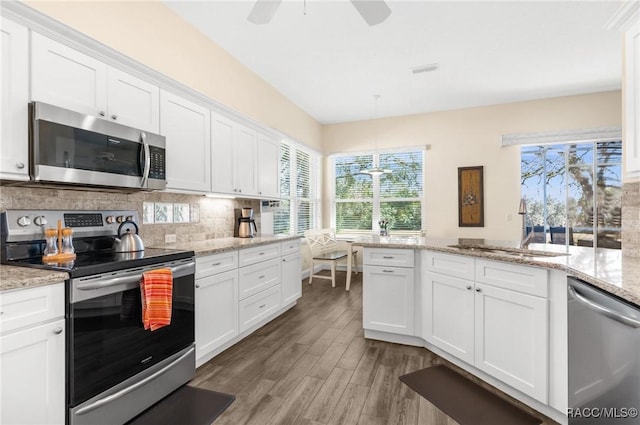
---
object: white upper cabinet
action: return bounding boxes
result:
[211,112,258,196]
[257,133,280,199]
[0,18,29,180]
[624,17,640,179]
[161,90,211,193]
[106,67,160,133]
[31,33,159,133]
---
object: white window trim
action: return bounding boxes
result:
[502,127,621,147]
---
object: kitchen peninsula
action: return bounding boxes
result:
[354,235,639,424]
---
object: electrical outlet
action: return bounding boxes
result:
[165,234,177,243]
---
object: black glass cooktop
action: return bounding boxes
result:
[5,248,194,278]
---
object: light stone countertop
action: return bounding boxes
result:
[1,265,68,292]
[352,236,640,307]
[1,235,302,293]
[155,234,303,257]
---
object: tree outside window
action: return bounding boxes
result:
[521,140,622,249]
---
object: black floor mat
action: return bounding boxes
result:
[399,365,541,425]
[126,385,235,425]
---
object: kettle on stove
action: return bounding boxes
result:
[113,220,145,252]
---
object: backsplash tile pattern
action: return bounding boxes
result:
[622,181,640,258]
[0,186,261,247]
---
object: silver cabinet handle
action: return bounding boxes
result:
[99,111,106,117]
[258,304,266,309]
[466,285,472,290]
[16,162,25,169]
[475,287,481,292]
[383,256,394,259]
[53,327,63,334]
[212,262,221,266]
[382,269,394,273]
[568,284,640,328]
[259,252,265,255]
[258,275,265,279]
[111,114,118,120]
[195,284,200,288]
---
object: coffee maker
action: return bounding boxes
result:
[235,207,258,238]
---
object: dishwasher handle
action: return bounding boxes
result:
[568,282,640,329]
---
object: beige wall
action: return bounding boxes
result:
[322,91,622,240]
[25,0,322,150]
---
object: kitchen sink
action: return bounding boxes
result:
[447,244,570,258]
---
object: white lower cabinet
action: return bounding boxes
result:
[0,284,65,425]
[422,251,549,403]
[363,249,415,336]
[281,251,302,305]
[195,268,239,362]
[239,285,281,333]
[195,251,239,365]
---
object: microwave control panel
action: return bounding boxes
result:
[148,146,166,180]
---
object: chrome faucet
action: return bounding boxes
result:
[518,198,533,249]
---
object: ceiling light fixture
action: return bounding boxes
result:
[247,0,391,26]
[363,94,392,177]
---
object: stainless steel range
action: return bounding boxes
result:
[1,209,196,425]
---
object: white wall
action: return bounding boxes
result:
[322,91,622,240]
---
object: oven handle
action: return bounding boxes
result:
[75,346,195,416]
[76,261,195,291]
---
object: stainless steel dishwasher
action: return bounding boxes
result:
[568,277,640,424]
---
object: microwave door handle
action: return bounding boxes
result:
[140,132,150,188]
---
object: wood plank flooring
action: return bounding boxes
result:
[191,271,558,425]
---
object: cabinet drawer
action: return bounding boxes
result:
[238,257,281,300]
[281,239,302,256]
[196,250,238,278]
[239,285,281,333]
[363,248,414,268]
[475,259,548,297]
[424,251,475,281]
[0,283,64,334]
[239,243,281,267]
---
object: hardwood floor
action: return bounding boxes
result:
[191,271,558,425]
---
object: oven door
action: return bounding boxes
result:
[68,259,195,408]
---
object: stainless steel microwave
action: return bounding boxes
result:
[29,102,166,191]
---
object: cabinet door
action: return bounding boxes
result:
[474,283,549,403]
[625,19,640,180]
[31,33,107,116]
[0,18,29,180]
[281,252,301,305]
[0,319,65,425]
[161,91,211,192]
[211,112,235,194]
[257,133,280,198]
[107,67,159,133]
[195,269,238,363]
[363,265,414,335]
[234,123,258,196]
[423,271,475,364]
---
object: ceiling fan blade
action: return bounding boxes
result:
[350,0,392,26]
[247,0,282,24]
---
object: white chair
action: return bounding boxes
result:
[304,228,358,291]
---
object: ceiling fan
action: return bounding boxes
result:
[247,0,392,26]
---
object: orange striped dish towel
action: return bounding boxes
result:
[140,268,173,331]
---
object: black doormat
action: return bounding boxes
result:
[126,385,235,425]
[399,365,541,425]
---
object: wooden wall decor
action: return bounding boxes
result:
[458,166,484,227]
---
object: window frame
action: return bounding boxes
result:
[330,146,426,237]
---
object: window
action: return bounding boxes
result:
[274,141,321,235]
[332,149,425,235]
[521,140,622,249]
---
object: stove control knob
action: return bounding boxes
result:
[34,216,47,226]
[17,216,31,227]
[116,216,124,223]
[105,216,115,224]
[126,215,134,222]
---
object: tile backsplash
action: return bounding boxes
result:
[0,186,261,247]
[622,181,640,258]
